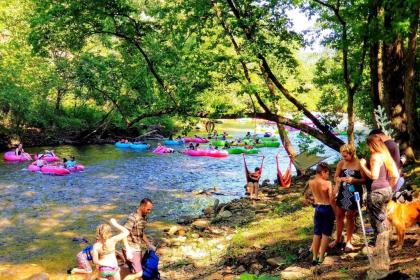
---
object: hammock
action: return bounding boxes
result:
[243,154,265,183]
[276,154,292,188]
[292,152,329,174]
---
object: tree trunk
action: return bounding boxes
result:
[369,41,382,128]
[347,91,355,146]
[403,7,419,159]
[55,88,65,112]
[382,11,410,156]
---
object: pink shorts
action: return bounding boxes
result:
[76,251,92,273]
[126,251,143,274]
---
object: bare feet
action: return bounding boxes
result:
[344,243,354,252]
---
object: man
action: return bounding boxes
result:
[308,162,335,265]
[123,198,155,280]
[368,129,404,190]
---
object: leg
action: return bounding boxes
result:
[311,235,321,262]
[330,207,345,247]
[254,182,259,199]
[395,225,405,250]
[319,234,330,262]
[345,210,357,250]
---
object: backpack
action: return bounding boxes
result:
[142,250,160,280]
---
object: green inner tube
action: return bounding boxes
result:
[255,141,280,148]
[211,140,225,146]
[228,148,259,154]
[261,137,278,142]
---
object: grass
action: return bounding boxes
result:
[227,203,313,260]
[237,273,280,280]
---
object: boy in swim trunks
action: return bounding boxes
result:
[308,162,335,265]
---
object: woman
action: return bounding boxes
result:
[360,134,399,244]
[330,144,366,251]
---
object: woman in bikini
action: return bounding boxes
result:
[330,144,366,251]
[92,218,129,280]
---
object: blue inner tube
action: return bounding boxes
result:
[164,140,184,145]
[115,142,131,148]
[130,143,150,150]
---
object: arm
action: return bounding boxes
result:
[334,160,343,183]
[142,233,156,251]
[361,154,381,180]
[92,244,109,267]
[122,216,134,260]
[327,181,336,211]
[109,218,129,242]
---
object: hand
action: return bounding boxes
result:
[125,248,133,261]
[342,177,352,183]
[148,243,157,251]
[360,158,366,166]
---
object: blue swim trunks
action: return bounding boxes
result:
[314,205,335,236]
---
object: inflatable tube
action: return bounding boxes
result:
[28,163,41,172]
[255,141,280,148]
[40,166,70,176]
[228,147,259,155]
[115,142,131,148]
[164,140,184,145]
[130,143,149,150]
[183,137,209,143]
[210,140,225,147]
[4,151,32,162]
[153,146,173,154]
[68,164,85,172]
[183,149,208,156]
[261,137,278,142]
[207,150,228,158]
[34,154,59,162]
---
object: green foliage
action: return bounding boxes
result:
[237,273,280,280]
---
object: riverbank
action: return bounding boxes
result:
[156,174,419,280]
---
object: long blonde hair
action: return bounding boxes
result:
[96,224,112,243]
[367,134,398,178]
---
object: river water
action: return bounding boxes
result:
[0,122,347,277]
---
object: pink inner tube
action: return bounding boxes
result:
[40,166,70,176]
[207,150,228,158]
[183,149,228,158]
[67,164,85,172]
[28,163,40,172]
[183,137,209,143]
[4,151,32,161]
[153,146,172,154]
[34,154,59,162]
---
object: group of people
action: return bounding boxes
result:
[307,129,402,265]
[69,198,156,280]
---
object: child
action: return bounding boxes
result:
[67,244,95,279]
[308,162,335,265]
[67,156,76,168]
[35,154,46,168]
[248,167,261,200]
[92,218,129,280]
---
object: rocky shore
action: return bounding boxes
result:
[155,177,420,280]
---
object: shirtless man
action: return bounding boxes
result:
[308,162,335,265]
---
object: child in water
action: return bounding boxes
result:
[35,154,46,168]
[92,218,129,280]
[66,156,76,168]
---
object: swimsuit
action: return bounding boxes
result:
[336,169,363,210]
[99,266,119,277]
[76,245,93,273]
[314,204,335,236]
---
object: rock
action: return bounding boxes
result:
[177,229,186,236]
[25,273,49,280]
[204,206,214,216]
[204,272,224,280]
[348,252,358,259]
[192,219,210,230]
[266,257,285,267]
[191,233,200,239]
[236,265,246,273]
[213,199,220,212]
[250,262,263,273]
[218,210,232,218]
[280,266,312,280]
[168,225,179,236]
[322,256,339,266]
